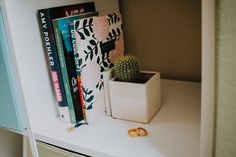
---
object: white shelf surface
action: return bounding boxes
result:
[33,79,201,157]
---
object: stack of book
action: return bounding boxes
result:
[37,2,124,124]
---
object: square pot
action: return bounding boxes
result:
[108,71,161,123]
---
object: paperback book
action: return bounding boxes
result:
[37,2,96,123]
[73,13,124,124]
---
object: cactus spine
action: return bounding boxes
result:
[114,55,142,83]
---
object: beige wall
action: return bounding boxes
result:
[0,129,22,157]
[215,0,236,156]
[120,0,201,82]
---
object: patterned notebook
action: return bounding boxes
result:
[73,13,124,124]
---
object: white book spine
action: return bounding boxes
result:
[103,68,114,117]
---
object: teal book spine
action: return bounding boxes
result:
[53,21,77,123]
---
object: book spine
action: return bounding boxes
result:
[61,27,84,123]
[70,24,86,120]
[37,9,70,122]
[103,68,114,117]
[53,21,83,123]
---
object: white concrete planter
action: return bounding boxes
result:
[108,71,161,123]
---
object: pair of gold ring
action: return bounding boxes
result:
[128,127,148,137]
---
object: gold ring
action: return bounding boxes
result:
[128,128,139,137]
[66,127,75,132]
[136,127,148,136]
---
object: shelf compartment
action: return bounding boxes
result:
[34,80,201,157]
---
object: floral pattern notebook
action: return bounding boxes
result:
[73,13,124,124]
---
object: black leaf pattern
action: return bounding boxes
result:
[75,21,80,29]
[87,103,93,110]
[96,83,99,88]
[86,95,94,103]
[89,40,96,45]
[78,31,85,40]
[83,27,90,36]
[87,45,92,51]
[81,64,86,70]
[117,28,121,36]
[114,14,117,23]
[83,19,87,27]
[90,52,93,60]
[108,32,113,40]
[111,17,113,24]
[99,82,103,90]
[83,87,93,95]
[96,57,100,64]
[112,29,116,36]
[92,34,96,40]
[82,86,94,110]
[100,66,105,72]
[94,46,98,55]
[85,54,88,61]
[89,18,93,25]
[89,26,93,32]
[87,90,93,95]
[103,61,108,68]
[82,86,86,93]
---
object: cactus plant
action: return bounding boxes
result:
[113,55,142,83]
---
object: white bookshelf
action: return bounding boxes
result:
[0,0,119,156]
[33,80,201,157]
[0,0,215,157]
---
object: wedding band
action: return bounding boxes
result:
[136,127,148,136]
[66,127,75,132]
[128,128,139,137]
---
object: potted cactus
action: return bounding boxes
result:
[113,55,142,83]
[108,55,161,123]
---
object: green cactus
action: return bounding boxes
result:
[114,55,142,83]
